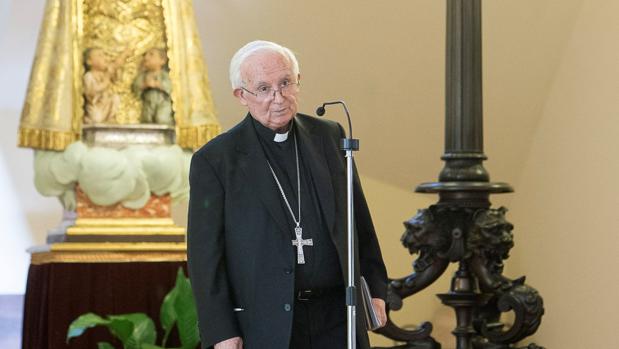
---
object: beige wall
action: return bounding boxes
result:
[506,1,619,348]
[193,0,583,191]
[2,0,618,347]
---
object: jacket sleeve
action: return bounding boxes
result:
[187,151,241,348]
[353,163,389,301]
[334,123,388,301]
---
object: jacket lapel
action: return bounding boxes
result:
[295,116,336,234]
[235,115,291,237]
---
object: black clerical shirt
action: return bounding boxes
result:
[252,117,343,292]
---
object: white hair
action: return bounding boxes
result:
[229,40,300,90]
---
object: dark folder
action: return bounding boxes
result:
[360,276,381,331]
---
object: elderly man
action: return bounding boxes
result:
[187,40,388,349]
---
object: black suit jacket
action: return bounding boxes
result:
[187,113,387,349]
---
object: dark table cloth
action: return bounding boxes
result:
[22,258,187,348]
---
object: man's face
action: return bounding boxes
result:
[234,51,300,132]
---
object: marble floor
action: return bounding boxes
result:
[0,294,23,349]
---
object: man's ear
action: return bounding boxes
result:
[233,88,248,106]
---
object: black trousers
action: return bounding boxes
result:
[289,292,350,349]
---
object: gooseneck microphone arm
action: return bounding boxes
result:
[316,101,359,151]
[316,100,359,349]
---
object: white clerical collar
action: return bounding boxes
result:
[273,131,289,143]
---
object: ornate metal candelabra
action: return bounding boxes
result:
[375,1,545,349]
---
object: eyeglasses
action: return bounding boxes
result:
[241,80,300,101]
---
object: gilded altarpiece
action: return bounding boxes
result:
[81,0,168,125]
[17,0,220,254]
[19,0,220,151]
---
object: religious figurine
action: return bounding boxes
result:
[132,48,174,125]
[82,47,131,124]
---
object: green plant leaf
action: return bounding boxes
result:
[97,342,116,349]
[160,270,180,346]
[104,316,134,345]
[109,313,157,349]
[172,269,200,349]
[141,344,168,349]
[127,313,157,346]
[67,313,110,341]
[66,268,198,349]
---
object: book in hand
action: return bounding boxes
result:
[360,276,381,331]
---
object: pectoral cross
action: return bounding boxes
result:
[291,226,313,264]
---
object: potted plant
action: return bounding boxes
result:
[67,268,200,349]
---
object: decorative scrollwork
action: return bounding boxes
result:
[468,207,514,292]
[467,208,545,348]
[378,206,544,349]
[472,339,545,349]
[375,208,448,347]
[472,281,544,347]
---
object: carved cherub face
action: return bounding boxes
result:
[142,48,167,71]
[86,48,108,71]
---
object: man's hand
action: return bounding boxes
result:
[214,336,243,349]
[371,298,387,328]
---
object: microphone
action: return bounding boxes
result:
[316,100,358,151]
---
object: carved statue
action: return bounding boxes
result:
[468,207,515,291]
[377,206,544,349]
[16,0,223,247]
[18,0,221,151]
[132,48,174,125]
[83,48,131,124]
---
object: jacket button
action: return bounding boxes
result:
[284,303,291,312]
[284,268,292,275]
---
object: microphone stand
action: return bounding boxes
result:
[316,101,359,349]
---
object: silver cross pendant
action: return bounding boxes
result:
[291,226,313,264]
